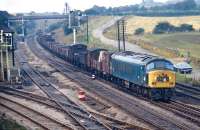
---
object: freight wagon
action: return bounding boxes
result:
[36,34,176,101]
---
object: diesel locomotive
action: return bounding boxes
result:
[37,34,176,101]
[111,51,175,100]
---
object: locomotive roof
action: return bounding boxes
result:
[70,43,87,50]
[88,48,107,52]
[112,51,167,65]
[54,44,70,48]
[70,43,86,46]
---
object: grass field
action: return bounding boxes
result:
[104,16,200,64]
[142,32,200,58]
[126,16,200,34]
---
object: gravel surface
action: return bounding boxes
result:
[0,98,44,130]
[33,38,200,130]
[25,40,153,129]
[0,93,72,125]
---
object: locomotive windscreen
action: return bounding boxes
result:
[147,60,174,71]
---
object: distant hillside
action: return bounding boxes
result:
[167,0,200,5]
[85,0,200,16]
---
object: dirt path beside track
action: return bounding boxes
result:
[92,16,154,55]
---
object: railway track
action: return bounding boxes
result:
[100,78,200,127]
[0,86,147,130]
[17,44,112,130]
[175,83,200,100]
[154,101,200,126]
[0,94,72,130]
[25,37,199,130]
[17,42,144,130]
[176,83,200,92]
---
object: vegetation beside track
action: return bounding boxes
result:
[53,16,116,50]
[176,73,200,86]
[103,16,200,66]
[0,116,26,130]
[125,16,200,34]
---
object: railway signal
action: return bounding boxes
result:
[68,10,81,44]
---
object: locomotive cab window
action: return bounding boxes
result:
[146,60,174,71]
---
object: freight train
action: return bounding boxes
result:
[36,34,176,101]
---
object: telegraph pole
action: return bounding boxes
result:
[116,19,126,52]
[117,20,121,51]
[122,20,126,51]
[86,16,89,44]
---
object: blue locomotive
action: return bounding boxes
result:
[111,51,175,100]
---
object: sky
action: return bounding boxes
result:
[0,0,168,13]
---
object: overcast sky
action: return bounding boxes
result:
[0,0,168,13]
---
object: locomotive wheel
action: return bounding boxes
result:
[141,87,145,96]
[147,89,152,99]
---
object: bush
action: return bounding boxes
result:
[63,24,73,35]
[134,28,145,35]
[153,22,195,34]
[179,24,194,32]
[153,22,176,34]
[47,22,62,32]
[0,118,26,130]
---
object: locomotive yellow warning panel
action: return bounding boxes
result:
[148,70,176,88]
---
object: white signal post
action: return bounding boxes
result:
[73,28,76,44]
[0,30,4,81]
[21,16,25,37]
[68,9,81,44]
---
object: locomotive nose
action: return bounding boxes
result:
[156,73,169,82]
[148,70,175,88]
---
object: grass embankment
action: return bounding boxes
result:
[0,117,26,130]
[176,73,200,86]
[35,19,63,31]
[125,16,200,34]
[53,16,116,50]
[103,16,200,65]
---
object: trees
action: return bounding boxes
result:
[0,11,10,27]
[63,24,73,35]
[153,22,195,34]
[47,22,62,32]
[84,0,199,16]
[134,28,145,35]
[179,24,194,32]
[153,22,176,34]
[174,0,197,10]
